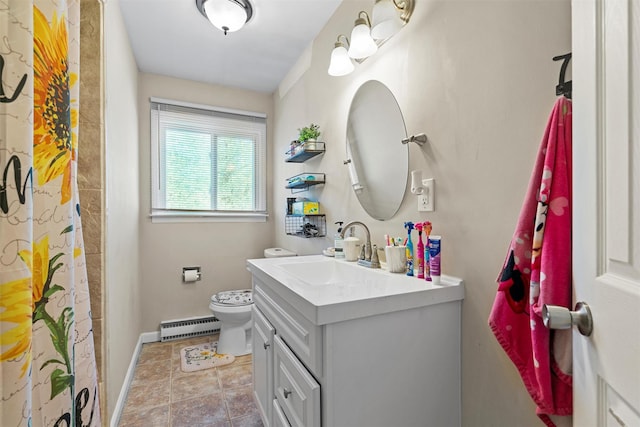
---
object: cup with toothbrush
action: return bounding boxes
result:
[384,233,407,273]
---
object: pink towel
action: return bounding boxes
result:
[489,97,572,426]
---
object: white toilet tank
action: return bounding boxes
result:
[264,247,296,258]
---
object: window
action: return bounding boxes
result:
[150,98,267,221]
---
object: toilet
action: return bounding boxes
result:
[209,247,296,356]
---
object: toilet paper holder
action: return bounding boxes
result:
[182,266,202,283]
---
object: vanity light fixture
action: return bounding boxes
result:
[371,0,414,40]
[348,12,378,59]
[328,0,414,76]
[328,35,355,76]
[196,0,253,35]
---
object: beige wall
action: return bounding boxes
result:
[103,0,141,419]
[137,74,275,332]
[99,0,572,424]
[272,1,571,425]
[79,0,105,419]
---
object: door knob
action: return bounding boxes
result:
[542,301,593,336]
[263,342,270,350]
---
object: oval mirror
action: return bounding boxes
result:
[346,80,408,220]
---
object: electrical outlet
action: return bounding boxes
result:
[417,179,435,211]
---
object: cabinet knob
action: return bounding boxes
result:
[283,388,292,399]
[263,342,270,350]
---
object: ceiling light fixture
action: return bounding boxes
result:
[328,1,414,76]
[196,0,253,35]
[347,11,378,59]
[328,35,355,77]
[371,0,414,40]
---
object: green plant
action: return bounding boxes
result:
[297,123,321,142]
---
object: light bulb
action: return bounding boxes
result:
[328,44,354,76]
[348,20,378,59]
[204,0,247,34]
[371,0,404,39]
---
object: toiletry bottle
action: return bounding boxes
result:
[344,227,362,262]
[415,222,425,278]
[428,235,441,285]
[423,221,432,281]
[334,221,344,259]
[404,222,414,276]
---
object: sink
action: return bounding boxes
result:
[277,259,374,286]
[247,255,464,325]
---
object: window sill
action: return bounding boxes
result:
[150,210,268,223]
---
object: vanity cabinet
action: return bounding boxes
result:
[250,260,463,427]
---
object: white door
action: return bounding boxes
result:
[572,0,640,425]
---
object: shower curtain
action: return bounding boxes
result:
[0,1,101,426]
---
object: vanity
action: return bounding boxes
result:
[247,255,464,427]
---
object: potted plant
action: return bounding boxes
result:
[297,123,321,147]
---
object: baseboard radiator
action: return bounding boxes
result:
[160,315,221,342]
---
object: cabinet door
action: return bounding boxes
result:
[272,399,292,427]
[274,335,321,427]
[252,306,275,427]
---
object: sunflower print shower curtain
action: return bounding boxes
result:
[1,1,101,425]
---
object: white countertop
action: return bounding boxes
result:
[247,255,465,325]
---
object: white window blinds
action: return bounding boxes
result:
[150,99,267,219]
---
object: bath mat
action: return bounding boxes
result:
[180,341,235,373]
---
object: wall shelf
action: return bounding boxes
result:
[285,141,325,163]
[285,215,326,238]
[284,138,326,237]
[286,173,325,193]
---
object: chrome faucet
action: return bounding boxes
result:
[340,221,380,268]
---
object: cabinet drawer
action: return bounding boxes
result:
[272,399,291,427]
[254,281,322,375]
[274,335,320,427]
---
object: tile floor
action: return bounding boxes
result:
[118,334,263,427]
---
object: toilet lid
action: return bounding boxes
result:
[211,289,253,306]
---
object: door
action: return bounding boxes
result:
[572,0,640,425]
[253,305,275,427]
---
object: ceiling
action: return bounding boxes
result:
[119,0,343,93]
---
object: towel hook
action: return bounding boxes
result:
[401,133,427,146]
[552,53,572,99]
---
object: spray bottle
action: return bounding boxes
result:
[415,222,425,278]
[423,221,432,281]
[404,221,414,276]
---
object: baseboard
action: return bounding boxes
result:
[109,331,161,427]
[141,331,160,344]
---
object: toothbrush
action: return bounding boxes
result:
[423,221,432,281]
[415,222,425,278]
[404,222,414,276]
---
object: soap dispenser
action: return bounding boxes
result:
[334,221,345,259]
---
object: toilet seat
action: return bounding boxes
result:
[210,289,253,307]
